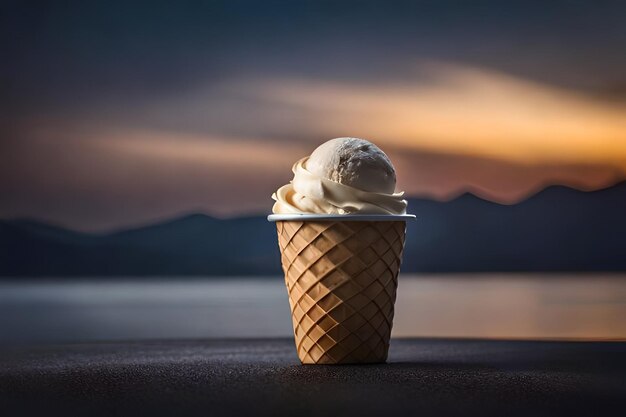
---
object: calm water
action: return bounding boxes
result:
[1,274,625,345]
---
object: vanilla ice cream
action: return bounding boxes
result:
[272,137,407,214]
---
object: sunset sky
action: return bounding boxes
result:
[2,1,625,231]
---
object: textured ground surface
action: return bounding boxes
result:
[1,338,624,416]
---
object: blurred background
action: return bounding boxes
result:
[1,0,625,344]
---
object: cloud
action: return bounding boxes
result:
[244,62,626,167]
[2,61,625,230]
[102,60,626,202]
[0,125,306,230]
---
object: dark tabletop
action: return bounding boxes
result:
[1,338,624,417]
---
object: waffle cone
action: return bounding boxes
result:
[275,220,406,364]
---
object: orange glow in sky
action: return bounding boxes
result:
[251,62,626,167]
[2,62,625,230]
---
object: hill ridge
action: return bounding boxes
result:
[1,180,625,276]
[4,180,625,235]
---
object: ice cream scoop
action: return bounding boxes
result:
[307,137,397,194]
[272,137,407,215]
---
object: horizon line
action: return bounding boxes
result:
[2,179,624,235]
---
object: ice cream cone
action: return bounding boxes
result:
[272,216,408,364]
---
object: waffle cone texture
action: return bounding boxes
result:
[275,220,406,364]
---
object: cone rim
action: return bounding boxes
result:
[267,213,416,222]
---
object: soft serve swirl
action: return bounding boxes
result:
[272,156,408,215]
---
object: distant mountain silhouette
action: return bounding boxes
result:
[1,182,625,276]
